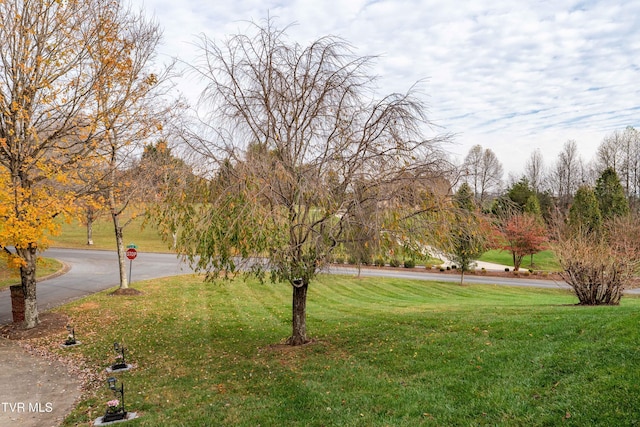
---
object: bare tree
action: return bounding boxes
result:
[596,127,640,203]
[548,140,583,211]
[85,1,176,289]
[596,130,626,173]
[156,19,451,345]
[463,144,503,203]
[524,149,545,193]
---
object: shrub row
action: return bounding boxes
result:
[331,256,417,268]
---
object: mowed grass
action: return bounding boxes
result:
[479,249,560,271]
[49,215,171,253]
[0,257,63,290]
[54,275,640,426]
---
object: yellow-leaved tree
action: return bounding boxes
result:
[83,1,176,290]
[0,0,172,328]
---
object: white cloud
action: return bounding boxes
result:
[135,0,640,175]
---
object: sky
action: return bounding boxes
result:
[136,0,640,177]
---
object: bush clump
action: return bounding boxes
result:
[403,259,416,268]
[389,258,401,268]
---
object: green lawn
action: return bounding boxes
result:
[49,215,171,253]
[50,215,561,273]
[0,257,63,290]
[49,275,640,426]
[479,249,560,271]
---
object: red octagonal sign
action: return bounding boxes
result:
[126,248,138,260]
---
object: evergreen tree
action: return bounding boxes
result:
[448,183,493,284]
[595,167,629,219]
[568,186,602,233]
[454,182,475,211]
[524,194,542,217]
[507,177,535,209]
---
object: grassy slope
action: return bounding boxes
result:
[0,257,63,290]
[49,216,171,253]
[52,217,561,271]
[479,249,560,271]
[53,275,640,426]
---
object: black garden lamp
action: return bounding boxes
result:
[112,341,127,370]
[104,377,127,422]
[64,325,76,346]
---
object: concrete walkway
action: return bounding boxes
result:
[0,339,80,427]
[0,248,192,426]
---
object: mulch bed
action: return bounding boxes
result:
[109,287,143,296]
[0,312,70,340]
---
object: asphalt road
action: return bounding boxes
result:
[327,265,569,289]
[0,248,580,325]
[0,248,194,324]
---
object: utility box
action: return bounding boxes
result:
[10,285,25,323]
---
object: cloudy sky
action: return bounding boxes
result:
[136,0,640,176]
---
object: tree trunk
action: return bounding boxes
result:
[288,282,308,346]
[18,245,39,329]
[87,219,94,245]
[112,212,128,289]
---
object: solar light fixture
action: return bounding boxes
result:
[111,342,128,371]
[103,377,127,422]
[64,325,76,346]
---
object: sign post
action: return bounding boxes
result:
[126,244,138,285]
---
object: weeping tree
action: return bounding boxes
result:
[156,19,450,345]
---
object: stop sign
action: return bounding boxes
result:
[126,248,137,260]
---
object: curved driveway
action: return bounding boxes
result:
[0,248,580,325]
[0,248,194,324]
